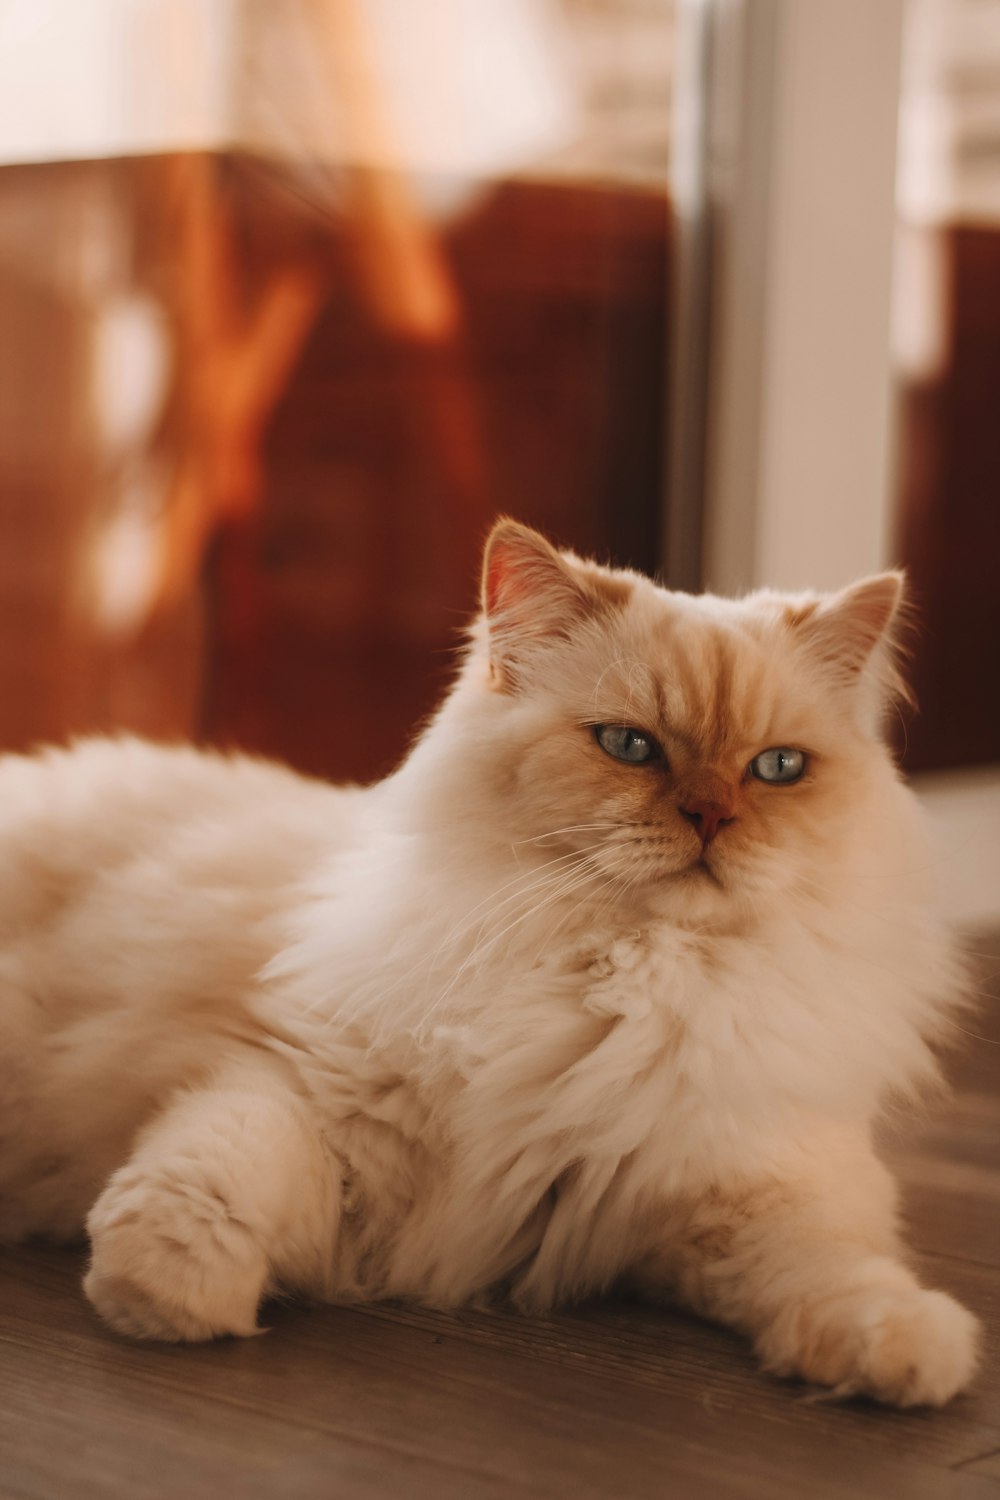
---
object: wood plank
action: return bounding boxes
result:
[963,1454,1000,1481]
[0,1241,997,1499]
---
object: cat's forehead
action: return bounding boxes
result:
[577,586,802,751]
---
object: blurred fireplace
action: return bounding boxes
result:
[211,164,670,782]
[0,152,670,782]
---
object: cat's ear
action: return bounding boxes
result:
[480,520,623,686]
[792,571,908,695]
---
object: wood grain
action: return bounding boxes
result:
[1,943,997,1500]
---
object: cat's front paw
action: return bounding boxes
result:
[85,1167,268,1342]
[759,1283,980,1408]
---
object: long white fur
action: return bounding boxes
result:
[0,529,980,1405]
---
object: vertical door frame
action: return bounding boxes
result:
[666,0,906,595]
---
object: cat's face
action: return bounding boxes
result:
[465,521,906,925]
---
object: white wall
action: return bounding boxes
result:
[701,0,905,596]
[0,0,236,162]
[0,0,573,183]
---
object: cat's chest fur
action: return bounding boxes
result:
[430,913,921,1162]
[295,906,938,1309]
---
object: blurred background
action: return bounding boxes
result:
[0,0,997,926]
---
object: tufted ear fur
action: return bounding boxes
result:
[790,571,910,707]
[481,520,630,688]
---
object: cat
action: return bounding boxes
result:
[0,519,979,1406]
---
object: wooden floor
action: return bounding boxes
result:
[1,940,998,1500]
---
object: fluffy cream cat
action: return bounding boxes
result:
[0,521,979,1406]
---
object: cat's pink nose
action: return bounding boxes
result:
[679,800,736,847]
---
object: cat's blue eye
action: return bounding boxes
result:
[593,725,661,765]
[749,747,806,784]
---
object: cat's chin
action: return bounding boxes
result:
[653,854,727,893]
[643,855,772,930]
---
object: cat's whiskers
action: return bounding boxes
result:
[938,1019,1000,1048]
[433,841,620,961]
[527,856,635,972]
[419,846,632,1028]
[490,841,636,955]
[516,822,643,848]
[430,861,606,998]
[323,841,625,1036]
[954,944,1000,963]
